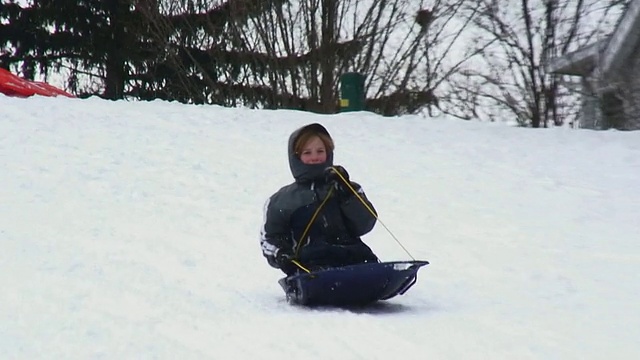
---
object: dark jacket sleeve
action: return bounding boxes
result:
[339,182,377,237]
[260,194,293,269]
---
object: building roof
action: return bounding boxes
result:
[601,0,640,74]
[546,41,603,76]
[548,1,640,77]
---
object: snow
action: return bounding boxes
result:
[1,95,639,359]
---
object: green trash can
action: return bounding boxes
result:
[340,72,365,112]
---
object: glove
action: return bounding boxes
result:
[325,165,349,183]
[274,248,293,268]
[324,165,351,196]
[275,249,300,275]
[276,248,302,274]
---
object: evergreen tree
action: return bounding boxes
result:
[1,0,157,99]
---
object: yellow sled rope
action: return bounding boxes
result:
[291,166,415,273]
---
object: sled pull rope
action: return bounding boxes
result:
[291,259,311,273]
[330,166,415,261]
[292,187,335,273]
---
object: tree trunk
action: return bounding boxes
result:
[104,0,127,100]
[320,0,338,113]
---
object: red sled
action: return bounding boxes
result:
[0,68,75,98]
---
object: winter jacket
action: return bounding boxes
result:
[260,123,377,272]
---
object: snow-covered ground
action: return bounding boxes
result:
[1,95,639,359]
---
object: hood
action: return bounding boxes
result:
[288,123,334,183]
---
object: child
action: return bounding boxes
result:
[260,123,379,275]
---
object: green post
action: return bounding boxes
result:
[340,72,365,112]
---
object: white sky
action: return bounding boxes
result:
[1,94,639,359]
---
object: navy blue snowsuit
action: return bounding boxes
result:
[260,123,379,275]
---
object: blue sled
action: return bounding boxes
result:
[278,260,429,307]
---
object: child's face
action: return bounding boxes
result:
[299,136,328,165]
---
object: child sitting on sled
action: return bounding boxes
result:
[260,123,379,275]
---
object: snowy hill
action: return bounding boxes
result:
[1,95,639,359]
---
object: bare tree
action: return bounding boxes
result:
[446,0,627,127]
[135,0,483,115]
